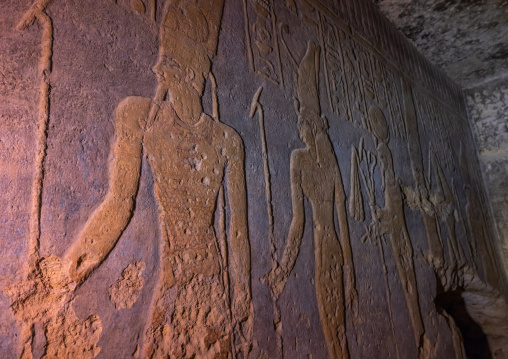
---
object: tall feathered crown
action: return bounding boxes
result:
[160,0,225,75]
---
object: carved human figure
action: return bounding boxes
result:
[459,146,500,287]
[368,105,429,355]
[266,42,357,359]
[12,1,252,358]
[428,152,466,267]
[401,81,444,267]
[464,185,499,287]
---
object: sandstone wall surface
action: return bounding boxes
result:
[0,0,505,358]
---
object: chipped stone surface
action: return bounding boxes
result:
[0,0,506,358]
[44,307,102,359]
[466,82,508,280]
[373,0,508,89]
[109,261,146,310]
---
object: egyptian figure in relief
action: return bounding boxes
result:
[266,41,358,359]
[12,0,252,358]
[367,105,430,356]
[459,146,500,287]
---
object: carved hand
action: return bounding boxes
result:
[344,264,359,318]
[8,255,76,324]
[262,263,287,300]
[232,289,253,357]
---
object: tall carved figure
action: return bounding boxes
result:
[459,146,500,287]
[368,106,429,356]
[11,0,252,358]
[266,42,357,359]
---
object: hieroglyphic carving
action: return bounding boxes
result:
[11,1,253,358]
[368,54,388,108]
[319,13,349,120]
[358,105,430,355]
[339,32,367,129]
[109,261,146,309]
[299,0,320,29]
[112,0,157,22]
[131,0,146,14]
[243,0,284,86]
[383,69,407,141]
[265,42,358,359]
[318,15,367,128]
[413,94,456,172]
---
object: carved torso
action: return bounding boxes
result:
[143,102,237,281]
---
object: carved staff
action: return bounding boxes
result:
[16,2,54,357]
[249,86,283,357]
[18,0,54,275]
[249,87,275,271]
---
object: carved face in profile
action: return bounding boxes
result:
[152,48,207,96]
[298,116,314,147]
[368,106,390,145]
[297,107,323,147]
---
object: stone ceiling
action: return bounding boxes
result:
[372,0,508,90]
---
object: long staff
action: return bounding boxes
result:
[16,2,54,357]
[18,0,54,278]
[249,87,283,358]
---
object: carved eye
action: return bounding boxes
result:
[162,56,181,69]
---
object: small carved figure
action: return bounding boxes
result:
[265,41,358,359]
[367,105,430,357]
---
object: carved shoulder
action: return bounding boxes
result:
[216,123,244,161]
[115,96,152,131]
[290,149,307,169]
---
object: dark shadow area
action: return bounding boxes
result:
[435,287,492,359]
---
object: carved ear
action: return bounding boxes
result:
[185,67,195,83]
[293,97,300,114]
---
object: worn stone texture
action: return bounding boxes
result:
[373,0,508,89]
[466,82,508,286]
[0,0,507,358]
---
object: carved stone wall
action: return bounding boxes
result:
[466,81,508,289]
[0,0,505,358]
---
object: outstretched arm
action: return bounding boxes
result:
[225,131,253,352]
[63,97,148,284]
[267,151,305,299]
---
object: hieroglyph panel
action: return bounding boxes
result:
[1,0,502,358]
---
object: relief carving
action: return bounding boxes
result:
[459,145,500,287]
[11,2,55,357]
[109,261,146,310]
[4,0,504,357]
[243,0,284,86]
[248,87,284,357]
[265,41,358,359]
[11,1,253,358]
[401,79,445,267]
[358,105,431,356]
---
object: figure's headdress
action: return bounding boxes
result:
[295,41,327,133]
[160,0,225,76]
[368,106,389,143]
[296,41,321,117]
